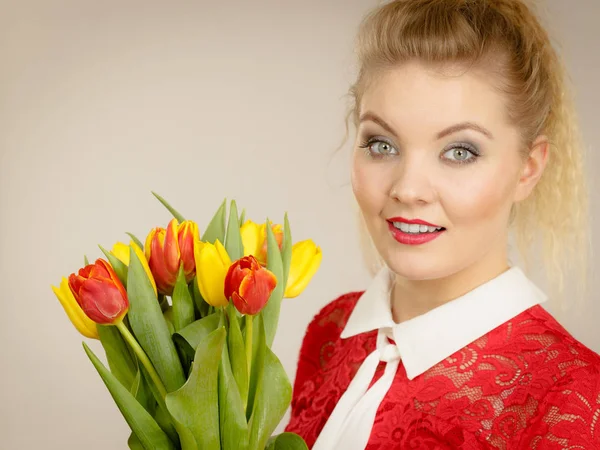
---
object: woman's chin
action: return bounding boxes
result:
[383,256,455,281]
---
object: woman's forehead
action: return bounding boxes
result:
[358,62,512,134]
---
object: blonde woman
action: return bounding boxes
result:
[285,1,600,448]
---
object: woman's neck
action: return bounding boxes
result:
[390,256,511,324]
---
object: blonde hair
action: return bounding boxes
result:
[344,0,589,307]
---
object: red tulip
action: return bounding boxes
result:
[145,219,199,296]
[224,255,277,315]
[68,259,129,325]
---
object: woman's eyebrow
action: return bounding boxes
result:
[359,112,494,141]
[359,112,398,139]
[436,122,494,140]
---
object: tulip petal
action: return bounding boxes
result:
[149,228,177,296]
[52,278,99,339]
[144,228,158,261]
[111,242,131,265]
[164,219,181,275]
[285,241,322,298]
[195,240,231,307]
[98,259,128,301]
[178,221,198,281]
[236,268,277,315]
[80,278,129,324]
[224,258,253,301]
[240,220,262,259]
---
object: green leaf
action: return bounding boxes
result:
[126,232,145,251]
[239,208,246,226]
[84,255,90,266]
[165,327,226,450]
[137,365,180,445]
[173,312,221,356]
[201,199,227,244]
[130,368,181,447]
[151,191,186,223]
[281,213,292,291]
[225,200,244,261]
[98,324,137,390]
[227,303,248,409]
[130,368,155,415]
[99,244,129,288]
[127,432,145,450]
[261,219,285,347]
[266,433,308,450]
[219,331,249,450]
[247,319,293,450]
[245,314,262,421]
[127,247,185,392]
[163,307,175,336]
[190,276,210,318]
[154,403,180,447]
[83,343,177,450]
[172,267,195,332]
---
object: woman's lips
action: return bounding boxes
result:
[387,221,445,245]
[386,216,442,228]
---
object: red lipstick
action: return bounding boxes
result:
[387,217,441,228]
[386,217,445,246]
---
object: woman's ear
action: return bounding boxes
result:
[514,135,549,202]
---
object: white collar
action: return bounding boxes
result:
[340,266,547,380]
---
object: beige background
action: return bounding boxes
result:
[1,1,598,448]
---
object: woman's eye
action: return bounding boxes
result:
[361,139,398,157]
[442,145,478,164]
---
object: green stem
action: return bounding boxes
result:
[116,321,168,399]
[245,315,253,378]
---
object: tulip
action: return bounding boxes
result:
[111,240,158,296]
[145,219,199,296]
[240,220,283,266]
[194,238,232,307]
[68,259,129,325]
[51,277,99,339]
[225,255,277,315]
[284,240,322,298]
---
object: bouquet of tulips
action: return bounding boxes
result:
[51,193,321,450]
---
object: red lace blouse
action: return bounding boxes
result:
[285,291,600,449]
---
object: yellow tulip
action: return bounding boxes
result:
[51,277,99,339]
[240,220,283,266]
[284,240,322,298]
[111,240,158,296]
[194,238,232,307]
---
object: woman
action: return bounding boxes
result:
[285,1,600,449]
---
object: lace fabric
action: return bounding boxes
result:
[285,292,600,449]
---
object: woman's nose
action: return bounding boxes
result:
[388,157,435,206]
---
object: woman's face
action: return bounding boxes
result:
[352,61,541,281]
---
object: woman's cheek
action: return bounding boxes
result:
[351,163,388,215]
[442,169,516,226]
